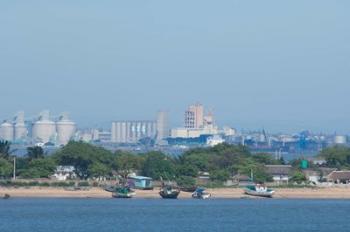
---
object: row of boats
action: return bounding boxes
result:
[107,183,274,199]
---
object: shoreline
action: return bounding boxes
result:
[2,187,350,199]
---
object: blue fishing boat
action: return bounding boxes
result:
[192,187,211,199]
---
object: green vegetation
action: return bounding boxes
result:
[0,140,11,160]
[290,171,307,184]
[2,140,349,187]
[319,146,350,169]
[0,141,281,183]
[0,158,12,178]
[27,146,45,161]
[53,141,114,179]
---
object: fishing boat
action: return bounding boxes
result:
[159,185,180,199]
[112,186,136,198]
[192,187,211,199]
[2,194,10,199]
[244,184,275,198]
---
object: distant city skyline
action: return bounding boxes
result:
[1,1,349,134]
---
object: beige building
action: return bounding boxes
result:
[111,120,157,144]
[185,103,204,129]
[156,111,169,144]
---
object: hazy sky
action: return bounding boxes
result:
[0,1,349,133]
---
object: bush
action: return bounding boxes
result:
[176,176,196,189]
[210,170,230,182]
[78,181,90,187]
[38,182,50,187]
[50,182,75,187]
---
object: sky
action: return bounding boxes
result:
[0,0,349,133]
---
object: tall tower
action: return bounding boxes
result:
[156,111,169,143]
[14,111,28,142]
[185,103,204,129]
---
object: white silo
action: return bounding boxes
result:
[14,111,28,141]
[32,111,56,144]
[56,113,76,145]
[0,121,14,141]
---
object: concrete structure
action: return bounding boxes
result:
[32,111,56,144]
[185,103,204,129]
[14,112,27,142]
[98,130,112,143]
[56,113,76,145]
[171,127,220,138]
[111,120,157,144]
[334,135,347,145]
[0,121,14,141]
[303,170,321,184]
[327,171,350,184]
[265,165,292,183]
[156,111,169,144]
[207,135,225,147]
[52,166,76,181]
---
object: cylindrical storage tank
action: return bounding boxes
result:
[334,135,347,145]
[32,121,56,144]
[32,112,56,144]
[14,123,28,141]
[0,121,14,141]
[56,119,76,146]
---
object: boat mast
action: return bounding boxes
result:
[250,169,254,182]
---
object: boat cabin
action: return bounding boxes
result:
[127,176,153,190]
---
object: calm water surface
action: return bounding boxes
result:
[0,198,349,232]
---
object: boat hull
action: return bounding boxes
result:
[159,191,180,199]
[112,192,136,198]
[244,189,275,198]
[192,193,211,199]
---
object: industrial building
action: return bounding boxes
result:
[14,112,28,142]
[171,103,221,139]
[185,103,204,129]
[156,111,169,144]
[0,111,76,146]
[56,113,76,145]
[0,121,14,142]
[111,120,157,144]
[111,111,169,144]
[32,111,58,144]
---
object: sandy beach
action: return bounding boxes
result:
[2,187,350,199]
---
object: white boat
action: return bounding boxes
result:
[244,185,275,198]
[192,187,211,199]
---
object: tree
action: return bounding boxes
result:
[27,146,45,161]
[210,170,230,182]
[141,152,175,180]
[53,141,114,179]
[89,162,110,178]
[115,151,144,179]
[176,164,198,177]
[319,146,350,169]
[291,171,307,184]
[176,176,196,189]
[252,153,282,165]
[21,158,56,178]
[0,140,11,160]
[0,158,12,178]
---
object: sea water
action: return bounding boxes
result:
[0,198,349,232]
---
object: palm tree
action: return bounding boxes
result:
[0,140,11,159]
[27,146,44,161]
